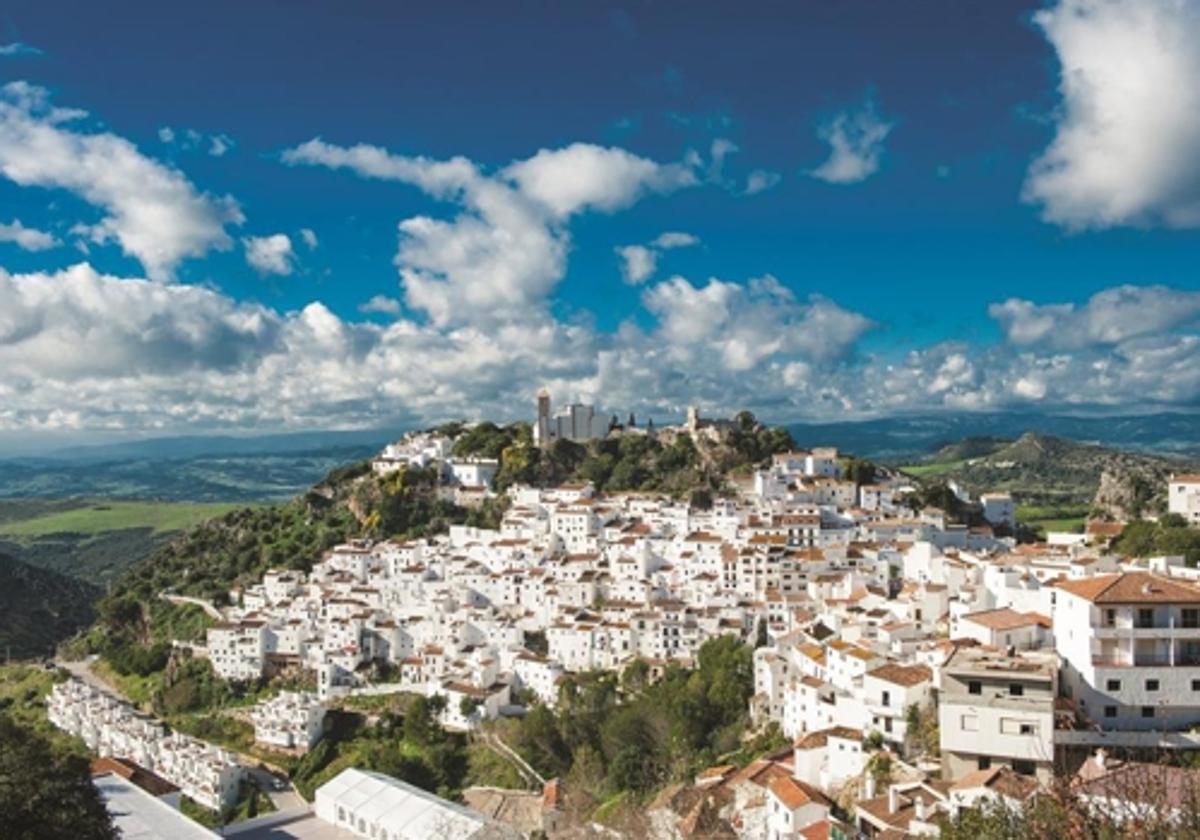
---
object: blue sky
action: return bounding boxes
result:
[0,0,1199,446]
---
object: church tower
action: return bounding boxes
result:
[535,388,552,447]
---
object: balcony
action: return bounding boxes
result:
[1092,653,1200,668]
[1096,629,1200,645]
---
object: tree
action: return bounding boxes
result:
[621,659,650,694]
[0,714,118,840]
[755,617,769,649]
[404,695,447,745]
[459,696,481,721]
[843,457,878,486]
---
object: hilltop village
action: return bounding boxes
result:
[43,394,1200,839]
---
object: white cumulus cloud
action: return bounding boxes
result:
[244,233,296,276]
[616,231,700,285]
[744,169,782,195]
[807,96,893,185]
[988,285,1200,349]
[0,82,242,279]
[283,139,698,325]
[0,219,58,251]
[359,295,402,316]
[1025,0,1200,229]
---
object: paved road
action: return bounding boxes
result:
[161,591,225,621]
[57,656,125,699]
[246,766,307,812]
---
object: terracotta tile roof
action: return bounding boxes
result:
[768,775,814,810]
[795,726,862,749]
[868,662,933,687]
[960,607,1040,631]
[1054,572,1200,604]
[90,757,177,797]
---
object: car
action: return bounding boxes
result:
[272,779,287,791]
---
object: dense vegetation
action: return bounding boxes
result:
[452,411,795,499]
[0,711,117,840]
[937,781,1200,840]
[503,636,769,810]
[0,553,98,659]
[289,695,471,801]
[1115,514,1200,567]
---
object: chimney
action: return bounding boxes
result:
[888,783,899,815]
[915,796,929,822]
[864,773,877,799]
[1095,748,1106,770]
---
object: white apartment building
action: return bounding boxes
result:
[372,433,453,475]
[251,691,326,752]
[1055,572,1200,733]
[980,492,1016,529]
[207,621,267,681]
[48,680,243,813]
[938,646,1057,783]
[1169,475,1200,524]
[952,607,1048,651]
[447,457,499,490]
[863,662,933,745]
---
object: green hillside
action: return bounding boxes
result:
[0,499,249,586]
[0,499,244,537]
[0,553,98,659]
[899,432,1198,516]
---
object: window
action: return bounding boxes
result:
[961,715,979,732]
[1001,718,1037,735]
[882,690,891,706]
[1104,609,1116,627]
[1106,679,1121,691]
[1184,609,1199,629]
[1193,680,1200,691]
[968,680,982,695]
[1104,706,1117,718]
[1009,683,1024,697]
[1013,760,1036,776]
[1142,706,1155,719]
[978,756,991,770]
[1146,679,1160,692]
[1138,609,1154,628]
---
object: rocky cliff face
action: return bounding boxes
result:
[1091,464,1166,521]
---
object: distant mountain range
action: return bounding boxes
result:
[0,410,1197,502]
[785,411,1200,460]
[27,427,405,463]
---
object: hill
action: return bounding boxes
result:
[787,410,1200,460]
[84,413,798,652]
[0,553,99,659]
[899,432,1199,530]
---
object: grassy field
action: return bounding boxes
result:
[1017,503,1090,536]
[0,499,245,537]
[898,459,968,478]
